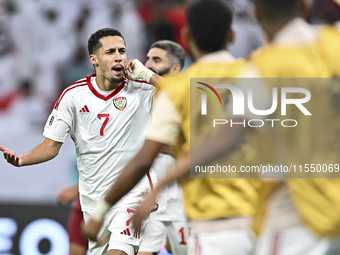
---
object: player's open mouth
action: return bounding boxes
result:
[112,65,124,74]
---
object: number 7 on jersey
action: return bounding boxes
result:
[97,114,110,136]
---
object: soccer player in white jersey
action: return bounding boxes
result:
[0,28,163,255]
[139,40,189,255]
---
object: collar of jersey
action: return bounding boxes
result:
[86,73,126,101]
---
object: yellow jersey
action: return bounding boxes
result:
[158,59,265,220]
[251,23,340,237]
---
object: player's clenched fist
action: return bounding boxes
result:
[0,145,22,167]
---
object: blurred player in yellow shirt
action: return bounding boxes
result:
[249,0,340,254]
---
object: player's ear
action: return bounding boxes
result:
[89,54,99,67]
[254,5,262,24]
[227,28,234,44]
[301,0,309,19]
[169,63,181,75]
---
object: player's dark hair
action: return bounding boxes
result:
[88,28,125,55]
[187,0,233,53]
[150,40,186,69]
[254,0,302,21]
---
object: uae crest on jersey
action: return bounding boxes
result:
[113,97,127,111]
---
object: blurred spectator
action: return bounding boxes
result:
[82,0,146,61]
[228,0,264,59]
[307,0,340,24]
[0,79,48,136]
[136,0,187,60]
[0,18,20,97]
[150,4,175,51]
[109,0,147,60]
[59,46,94,92]
[163,0,187,52]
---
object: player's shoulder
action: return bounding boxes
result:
[158,59,246,91]
[319,23,340,36]
[190,58,248,78]
[54,75,91,110]
[250,43,302,74]
[318,24,340,49]
[64,75,90,94]
[157,68,189,94]
[250,43,280,62]
[162,58,248,83]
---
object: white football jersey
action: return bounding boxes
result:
[152,154,187,221]
[43,74,155,213]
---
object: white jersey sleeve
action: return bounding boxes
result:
[43,88,75,143]
[43,111,70,142]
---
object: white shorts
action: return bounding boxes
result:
[83,171,158,255]
[84,205,149,255]
[188,229,255,255]
[139,217,188,255]
[255,226,337,255]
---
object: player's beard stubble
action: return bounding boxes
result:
[110,76,124,84]
[149,67,171,77]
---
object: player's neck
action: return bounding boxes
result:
[190,48,207,62]
[95,76,121,91]
[190,42,225,62]
[262,16,298,41]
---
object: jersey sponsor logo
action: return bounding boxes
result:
[79,105,90,113]
[113,97,127,111]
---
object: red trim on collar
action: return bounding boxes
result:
[87,74,125,101]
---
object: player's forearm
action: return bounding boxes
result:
[149,73,163,87]
[20,138,62,166]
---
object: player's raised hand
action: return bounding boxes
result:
[125,59,136,75]
[125,59,154,82]
[0,145,22,167]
